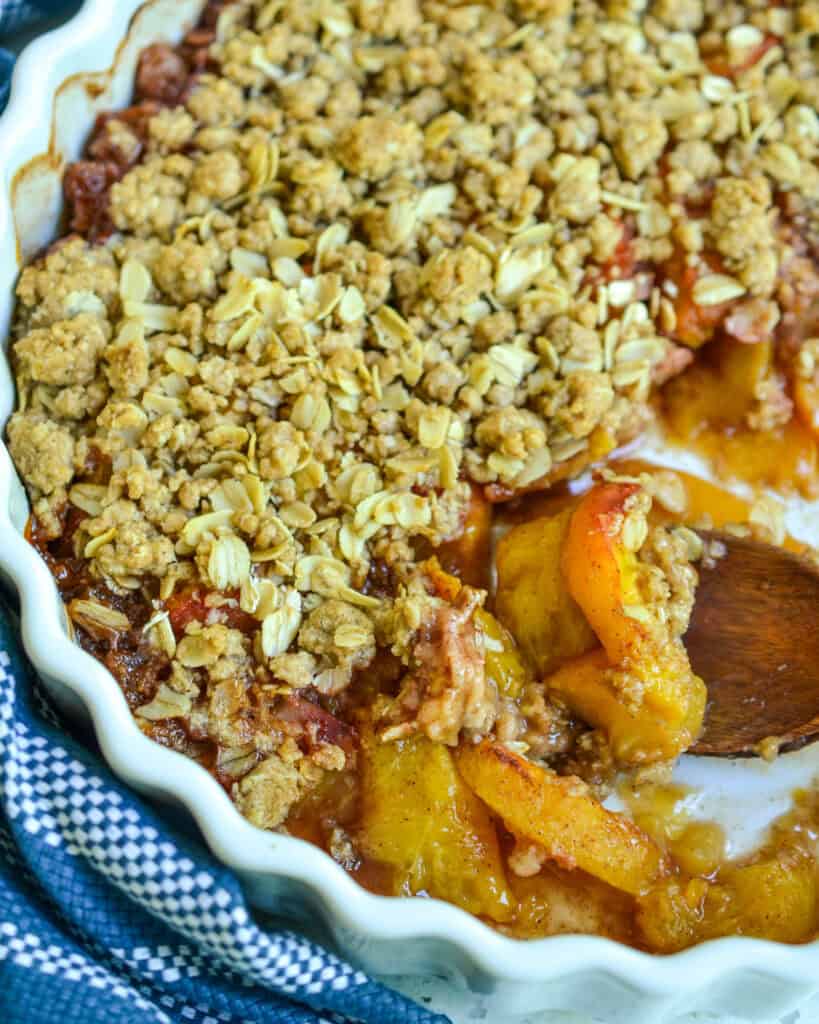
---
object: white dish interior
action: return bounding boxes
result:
[0,2,818,1019]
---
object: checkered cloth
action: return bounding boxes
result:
[0,595,449,1024]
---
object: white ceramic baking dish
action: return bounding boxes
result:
[1,2,819,1019]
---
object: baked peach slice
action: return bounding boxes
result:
[475,607,530,702]
[638,848,818,952]
[358,723,512,921]
[555,482,706,762]
[794,372,819,442]
[546,646,705,764]
[560,481,647,663]
[494,506,597,677]
[457,740,666,896]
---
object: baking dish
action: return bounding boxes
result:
[1,1,819,1019]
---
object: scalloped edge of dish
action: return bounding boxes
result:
[0,2,817,1017]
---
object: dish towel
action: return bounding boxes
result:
[0,594,449,1024]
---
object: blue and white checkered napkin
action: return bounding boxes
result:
[0,596,449,1024]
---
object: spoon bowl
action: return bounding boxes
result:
[686,531,819,757]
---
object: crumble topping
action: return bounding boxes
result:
[6,0,819,832]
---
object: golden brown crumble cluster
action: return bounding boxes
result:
[6,0,819,826]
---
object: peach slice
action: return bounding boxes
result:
[495,506,597,677]
[561,482,647,664]
[546,647,706,763]
[558,483,706,761]
[456,740,666,896]
[358,724,512,921]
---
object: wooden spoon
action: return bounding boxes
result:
[685,531,819,757]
